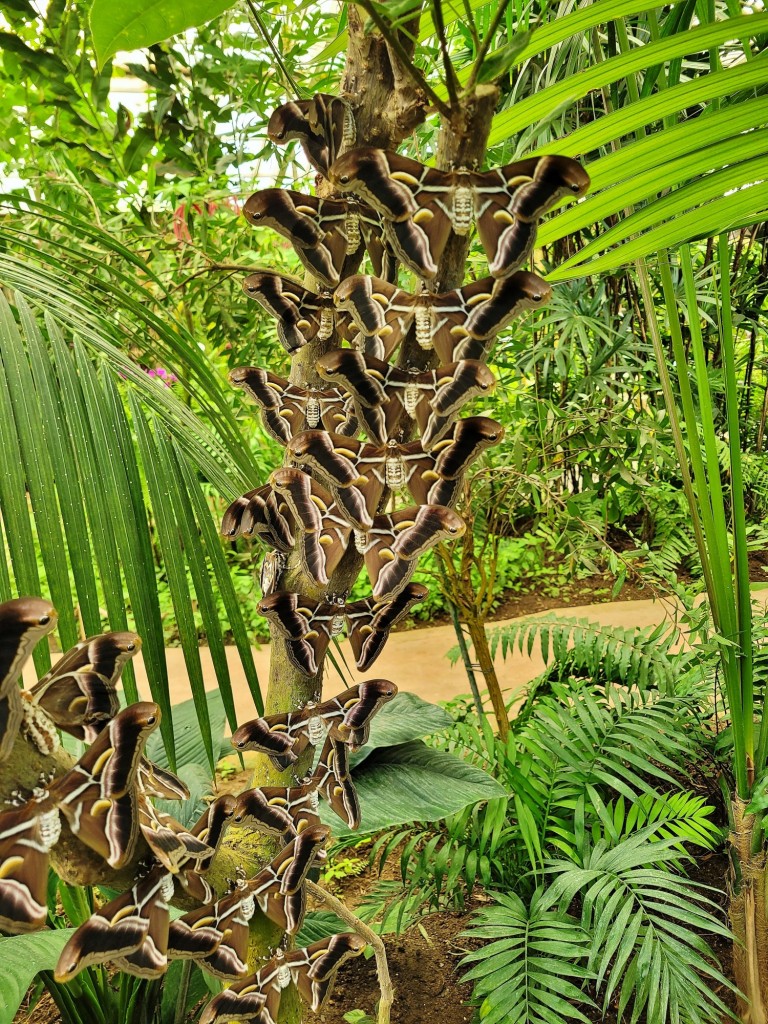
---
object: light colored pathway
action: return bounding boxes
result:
[130,597,679,723]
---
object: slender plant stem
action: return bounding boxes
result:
[306,880,394,1024]
[245,0,301,97]
[719,233,758,779]
[465,0,515,91]
[356,0,452,117]
[461,0,480,50]
[431,0,461,106]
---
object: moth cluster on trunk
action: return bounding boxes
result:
[0,88,587,1023]
[0,596,380,1019]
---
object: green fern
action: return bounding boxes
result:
[460,888,595,1024]
[594,791,722,850]
[544,832,736,1024]
[488,614,684,693]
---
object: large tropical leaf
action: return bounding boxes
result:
[0,929,74,1024]
[323,739,507,838]
[349,691,453,768]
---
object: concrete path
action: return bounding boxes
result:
[129,597,681,724]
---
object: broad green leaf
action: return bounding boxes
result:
[296,911,349,945]
[90,0,238,67]
[349,692,453,768]
[325,740,507,838]
[0,929,74,1024]
[145,689,226,773]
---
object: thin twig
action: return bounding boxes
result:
[466,0,516,91]
[306,879,394,1024]
[356,0,452,118]
[245,0,302,98]
[461,0,480,50]
[169,262,264,293]
[431,0,461,106]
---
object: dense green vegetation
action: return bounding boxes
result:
[1,1,768,1023]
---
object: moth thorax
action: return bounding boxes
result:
[160,874,175,902]
[414,305,434,349]
[240,894,256,920]
[318,306,334,341]
[353,529,368,553]
[342,107,356,149]
[275,957,292,989]
[39,809,62,849]
[403,382,421,417]
[452,185,474,234]
[385,453,405,488]
[306,715,326,746]
[345,212,361,254]
[305,395,321,427]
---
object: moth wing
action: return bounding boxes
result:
[313,736,360,829]
[420,360,496,450]
[0,801,59,934]
[0,597,57,759]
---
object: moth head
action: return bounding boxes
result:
[131,701,161,729]
[1,596,58,633]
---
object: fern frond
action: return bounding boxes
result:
[543,833,737,1024]
[488,614,683,693]
[460,888,595,1024]
[599,791,722,851]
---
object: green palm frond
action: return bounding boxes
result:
[591,790,722,851]
[0,196,263,488]
[488,614,683,693]
[460,888,595,1024]
[486,5,768,274]
[0,291,263,767]
[543,833,736,1024]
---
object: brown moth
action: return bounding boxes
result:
[268,93,355,177]
[344,583,428,671]
[229,366,357,445]
[28,631,141,743]
[356,505,465,600]
[176,794,237,903]
[334,271,552,361]
[312,733,361,829]
[254,584,425,676]
[49,701,161,868]
[269,468,352,587]
[242,191,389,287]
[198,933,367,1024]
[0,792,61,934]
[241,273,357,352]
[233,781,322,842]
[221,485,294,549]
[0,597,58,761]
[55,866,174,981]
[329,147,590,279]
[169,827,330,978]
[287,417,505,524]
[316,349,496,448]
[231,679,397,764]
[138,794,213,875]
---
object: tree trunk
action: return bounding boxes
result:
[730,798,768,1023]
